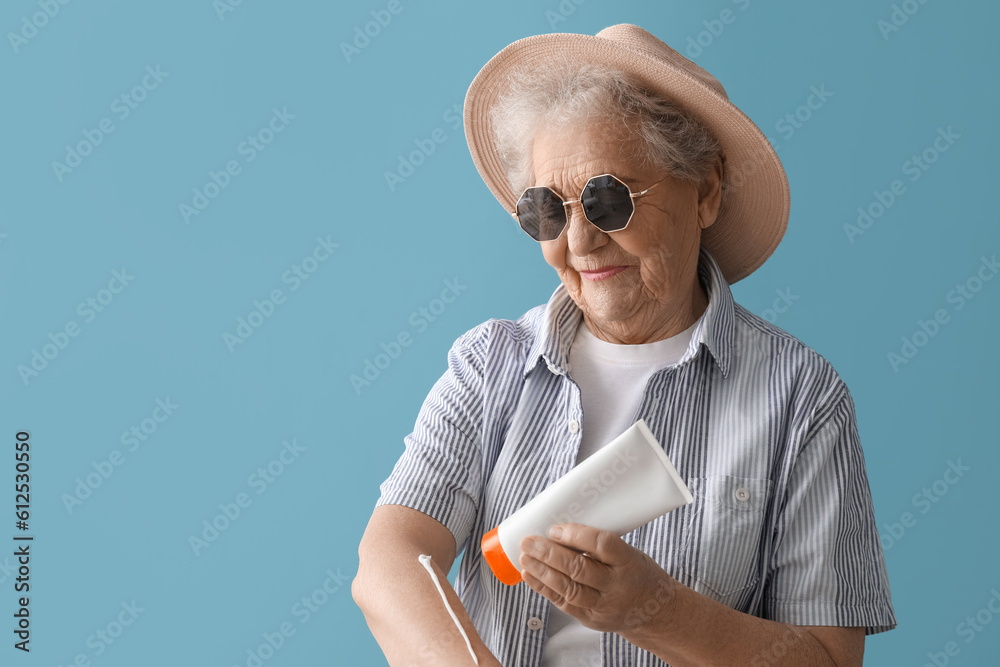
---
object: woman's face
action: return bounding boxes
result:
[531,119,722,344]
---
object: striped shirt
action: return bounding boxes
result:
[377,247,896,666]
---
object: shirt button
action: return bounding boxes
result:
[568,420,580,434]
[735,487,750,503]
[527,616,543,631]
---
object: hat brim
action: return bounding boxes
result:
[464,31,790,284]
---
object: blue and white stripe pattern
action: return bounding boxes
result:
[376,247,896,666]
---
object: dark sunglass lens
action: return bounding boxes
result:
[581,175,634,232]
[516,187,567,241]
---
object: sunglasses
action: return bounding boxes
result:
[512,174,662,242]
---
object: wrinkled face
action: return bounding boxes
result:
[531,120,719,343]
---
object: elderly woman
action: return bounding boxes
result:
[353,24,895,667]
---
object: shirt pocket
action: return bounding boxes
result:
[679,476,771,602]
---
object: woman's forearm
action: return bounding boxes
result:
[619,578,862,667]
[354,552,497,665]
[353,506,500,666]
[518,525,863,666]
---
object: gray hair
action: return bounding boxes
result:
[489,60,725,197]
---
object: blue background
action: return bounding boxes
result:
[1,0,997,665]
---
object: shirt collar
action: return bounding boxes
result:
[523,246,736,379]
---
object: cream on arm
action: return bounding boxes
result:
[418,554,478,664]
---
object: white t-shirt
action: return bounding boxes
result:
[539,316,699,666]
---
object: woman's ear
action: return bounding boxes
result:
[696,156,724,230]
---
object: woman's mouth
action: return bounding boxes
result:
[578,266,628,281]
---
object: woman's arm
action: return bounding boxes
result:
[519,524,864,667]
[353,505,501,666]
[622,570,864,666]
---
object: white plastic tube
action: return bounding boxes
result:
[481,419,693,585]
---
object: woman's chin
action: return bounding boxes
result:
[577,294,637,329]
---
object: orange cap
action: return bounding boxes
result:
[481,526,522,585]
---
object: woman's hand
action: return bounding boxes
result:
[518,523,677,635]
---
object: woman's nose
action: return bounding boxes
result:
[563,202,608,256]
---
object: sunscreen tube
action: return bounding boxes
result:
[481,419,693,585]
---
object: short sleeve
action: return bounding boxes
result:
[375,325,488,553]
[763,385,897,635]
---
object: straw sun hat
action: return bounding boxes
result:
[463,23,790,284]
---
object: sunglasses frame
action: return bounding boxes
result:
[511,173,663,242]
